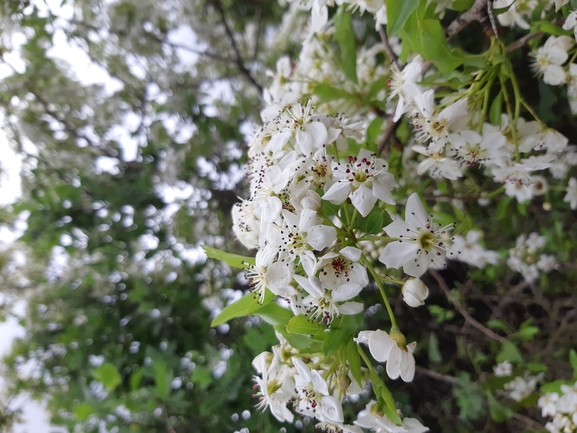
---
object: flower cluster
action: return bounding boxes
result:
[507,232,557,283]
[251,332,428,432]
[539,382,577,433]
[220,0,577,430]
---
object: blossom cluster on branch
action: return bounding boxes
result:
[209,0,577,431]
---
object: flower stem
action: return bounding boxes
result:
[361,257,397,327]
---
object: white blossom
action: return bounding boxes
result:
[379,193,453,278]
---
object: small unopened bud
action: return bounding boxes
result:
[337,371,351,391]
[402,278,429,307]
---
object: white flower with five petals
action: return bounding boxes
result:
[379,193,453,278]
[323,148,397,217]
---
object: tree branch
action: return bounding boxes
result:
[445,0,491,41]
[210,0,264,95]
[377,118,400,157]
[378,26,399,69]
[430,269,508,344]
[505,32,544,53]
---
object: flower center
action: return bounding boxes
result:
[331,257,347,274]
[418,231,435,250]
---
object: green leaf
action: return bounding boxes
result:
[334,7,358,83]
[366,116,384,144]
[531,21,571,36]
[346,339,362,386]
[359,210,385,235]
[93,363,121,391]
[451,0,474,11]
[191,365,213,391]
[541,380,573,393]
[313,83,352,101]
[496,342,523,364]
[322,315,360,356]
[495,195,512,220]
[489,92,503,126]
[487,319,511,334]
[402,13,464,73]
[211,289,275,327]
[286,315,324,335]
[387,0,421,37]
[516,319,538,341]
[428,333,442,363]
[130,369,143,391]
[275,325,317,350]
[487,392,513,422]
[154,361,172,399]
[367,77,389,99]
[202,245,255,269]
[516,201,527,216]
[369,369,402,424]
[570,349,577,379]
[74,402,93,421]
[252,302,294,326]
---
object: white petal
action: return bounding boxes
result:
[322,181,351,204]
[305,121,328,148]
[350,184,377,217]
[340,246,362,262]
[405,193,428,227]
[332,282,362,302]
[379,241,419,270]
[338,301,364,315]
[299,208,318,232]
[386,346,402,380]
[300,251,318,276]
[320,395,344,423]
[354,330,373,345]
[306,225,336,250]
[296,130,314,156]
[266,262,293,289]
[399,350,416,382]
[368,329,395,363]
[402,252,430,278]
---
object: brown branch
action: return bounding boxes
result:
[378,26,399,69]
[210,0,264,95]
[377,118,400,157]
[512,413,547,431]
[430,270,508,344]
[445,0,490,41]
[415,366,459,385]
[505,32,544,53]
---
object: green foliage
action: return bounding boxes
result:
[93,363,122,391]
[334,7,358,84]
[211,289,275,327]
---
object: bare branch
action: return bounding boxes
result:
[377,118,400,157]
[210,0,264,95]
[379,26,399,69]
[430,269,508,344]
[415,366,459,385]
[445,0,491,41]
[505,32,544,53]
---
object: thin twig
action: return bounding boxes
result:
[505,32,544,53]
[512,413,547,431]
[377,118,399,157]
[415,366,459,385]
[378,26,399,69]
[430,269,508,344]
[210,0,263,95]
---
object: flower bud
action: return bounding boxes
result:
[402,278,429,307]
